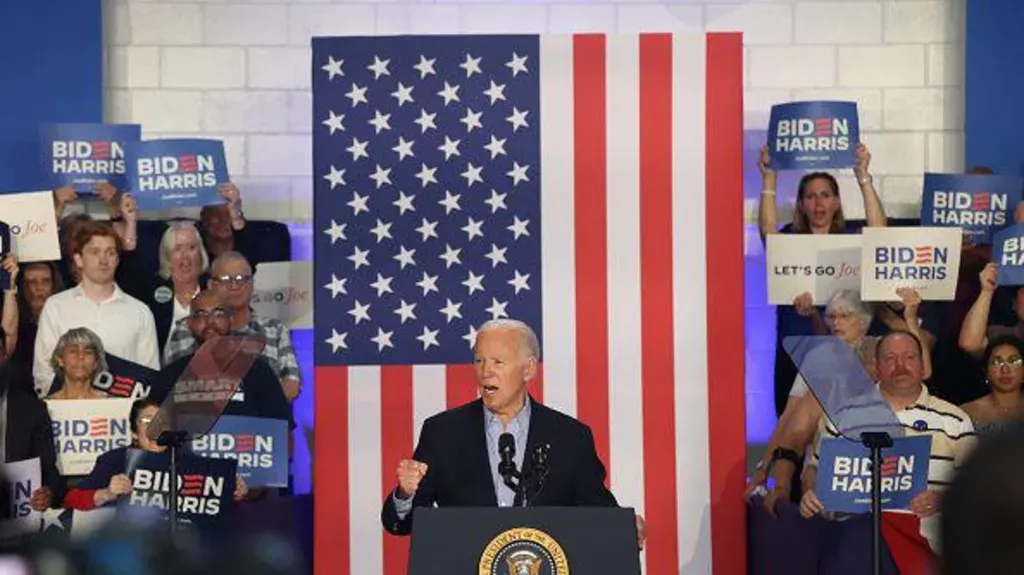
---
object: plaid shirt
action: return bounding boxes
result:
[163,312,301,390]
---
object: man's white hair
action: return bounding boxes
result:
[476,319,541,360]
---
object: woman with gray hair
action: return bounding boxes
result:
[747,287,932,513]
[118,220,210,358]
[47,327,108,400]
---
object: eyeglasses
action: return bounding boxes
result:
[139,417,153,426]
[191,308,231,319]
[213,274,252,286]
[990,357,1024,368]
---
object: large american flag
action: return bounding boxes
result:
[312,33,745,575]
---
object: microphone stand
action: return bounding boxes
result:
[860,431,893,575]
[157,430,190,543]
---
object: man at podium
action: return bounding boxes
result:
[381,319,645,548]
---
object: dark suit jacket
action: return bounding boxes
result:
[4,387,65,506]
[381,398,617,536]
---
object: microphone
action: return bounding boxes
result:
[497,433,520,492]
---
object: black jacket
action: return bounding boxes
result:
[380,398,617,536]
[3,385,65,506]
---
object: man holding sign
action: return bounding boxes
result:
[800,331,976,570]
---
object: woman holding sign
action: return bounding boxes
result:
[62,398,248,510]
[757,143,887,418]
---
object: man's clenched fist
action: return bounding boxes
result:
[396,459,429,499]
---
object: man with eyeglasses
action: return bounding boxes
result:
[152,290,291,424]
[163,252,301,402]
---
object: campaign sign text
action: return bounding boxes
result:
[766,234,862,304]
[191,416,289,487]
[251,261,313,329]
[0,458,41,536]
[126,139,229,210]
[993,224,1024,285]
[50,353,163,401]
[859,227,962,301]
[47,399,133,476]
[0,192,61,262]
[41,123,141,192]
[920,173,1023,244]
[768,101,859,170]
[124,449,236,528]
[0,220,9,290]
[817,435,931,514]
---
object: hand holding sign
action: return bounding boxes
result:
[109,474,132,496]
[854,143,871,180]
[981,262,998,292]
[799,489,825,518]
[30,486,52,512]
[793,292,815,316]
[1,253,16,291]
[909,489,940,518]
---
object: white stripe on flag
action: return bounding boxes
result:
[672,33,713,574]
[348,366,383,575]
[604,33,647,570]
[413,365,447,446]
[539,35,578,418]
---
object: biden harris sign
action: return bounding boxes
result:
[190,416,289,488]
[993,224,1024,286]
[47,399,133,476]
[41,123,141,192]
[859,227,962,301]
[126,139,229,210]
[920,173,1022,244]
[816,435,932,514]
[767,101,859,170]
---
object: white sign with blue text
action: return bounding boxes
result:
[859,227,962,301]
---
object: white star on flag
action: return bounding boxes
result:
[323,220,346,244]
[462,270,485,295]
[483,81,507,105]
[438,136,461,160]
[485,297,509,320]
[437,82,461,106]
[484,244,508,267]
[508,216,530,240]
[439,244,462,268]
[414,109,437,133]
[347,191,369,216]
[369,110,392,134]
[507,270,530,294]
[416,272,439,296]
[506,52,528,76]
[439,298,463,323]
[394,300,417,324]
[507,162,530,186]
[345,83,368,107]
[391,82,415,107]
[438,190,461,214]
[461,217,484,241]
[392,137,415,161]
[393,245,417,269]
[324,274,348,298]
[326,329,348,352]
[369,164,392,189]
[459,53,483,78]
[322,56,344,80]
[462,324,479,348]
[323,166,346,189]
[415,163,438,187]
[484,189,507,213]
[369,219,392,243]
[346,138,369,161]
[367,56,391,80]
[393,192,416,215]
[484,135,507,159]
[348,246,371,270]
[506,107,529,132]
[461,162,484,187]
[371,327,395,351]
[413,55,436,79]
[348,300,371,324]
[322,110,345,135]
[416,326,440,349]
[415,218,439,241]
[370,273,394,297]
[460,108,483,133]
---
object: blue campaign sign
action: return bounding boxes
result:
[40,123,140,192]
[125,139,229,211]
[124,448,237,529]
[816,435,932,514]
[767,101,859,170]
[190,416,289,488]
[49,353,162,400]
[993,223,1024,285]
[921,173,1023,244]
[0,220,9,290]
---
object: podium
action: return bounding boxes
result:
[408,507,641,574]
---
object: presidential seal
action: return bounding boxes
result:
[478,527,569,575]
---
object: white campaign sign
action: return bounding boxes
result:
[766,234,863,305]
[46,399,133,476]
[1,457,41,536]
[859,227,962,301]
[0,191,60,262]
[251,261,312,329]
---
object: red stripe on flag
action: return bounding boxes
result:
[314,366,349,575]
[446,364,478,409]
[573,34,612,485]
[705,32,748,575]
[638,33,680,574]
[381,366,413,575]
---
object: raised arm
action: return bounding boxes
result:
[1,255,17,354]
[898,288,932,381]
[757,145,780,239]
[959,263,998,358]
[854,143,887,228]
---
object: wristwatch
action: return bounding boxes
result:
[769,447,801,467]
